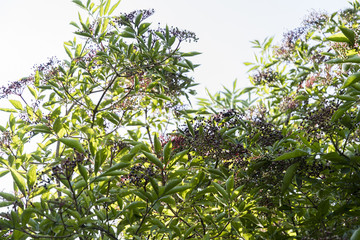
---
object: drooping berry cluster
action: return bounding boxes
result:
[252,69,279,85]
[301,101,339,135]
[250,117,283,147]
[52,151,87,180]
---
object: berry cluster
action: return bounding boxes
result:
[0,77,34,99]
[175,109,248,166]
[52,151,86,180]
[128,164,155,187]
[32,57,61,81]
[301,101,339,135]
[252,69,279,85]
[114,9,155,26]
[250,117,283,147]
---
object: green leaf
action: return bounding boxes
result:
[181,51,201,57]
[327,32,350,43]
[351,227,360,240]
[95,148,109,174]
[342,72,360,89]
[331,104,352,122]
[108,0,121,15]
[100,153,135,175]
[9,167,26,196]
[150,177,159,196]
[72,0,86,9]
[345,55,360,63]
[53,117,62,134]
[164,185,190,196]
[0,201,13,207]
[21,208,35,225]
[154,134,162,155]
[135,12,143,27]
[226,175,234,195]
[27,86,37,99]
[186,120,194,136]
[75,44,82,58]
[281,162,299,194]
[339,26,355,45]
[212,182,229,201]
[75,31,93,38]
[153,94,172,101]
[104,0,111,15]
[78,164,88,181]
[143,151,163,169]
[0,192,16,201]
[32,125,52,134]
[59,138,85,153]
[120,31,135,38]
[27,165,37,189]
[9,100,23,111]
[0,108,17,113]
[163,141,172,164]
[274,149,308,161]
[163,178,182,195]
[64,45,73,59]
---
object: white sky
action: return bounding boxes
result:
[0,0,350,99]
[0,0,352,192]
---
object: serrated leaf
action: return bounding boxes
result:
[104,0,111,15]
[9,100,23,111]
[75,44,82,58]
[27,165,37,189]
[59,138,85,153]
[163,178,182,195]
[21,208,35,225]
[95,148,108,175]
[0,201,13,207]
[143,151,163,169]
[74,31,93,38]
[27,86,37,99]
[274,149,308,161]
[64,45,73,59]
[32,125,52,134]
[281,163,299,194]
[153,94,172,101]
[212,182,229,201]
[351,227,360,240]
[100,153,134,176]
[163,141,172,164]
[135,12,143,27]
[0,192,16,201]
[181,51,201,57]
[154,134,162,155]
[331,104,352,122]
[342,72,360,89]
[72,0,86,9]
[226,175,234,194]
[120,31,135,38]
[327,32,350,43]
[339,26,355,45]
[0,108,17,113]
[9,167,26,196]
[108,0,121,15]
[78,164,88,181]
[164,185,190,195]
[186,120,194,136]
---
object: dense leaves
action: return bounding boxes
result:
[1,0,360,239]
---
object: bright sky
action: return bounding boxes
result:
[0,0,350,99]
[0,0,352,192]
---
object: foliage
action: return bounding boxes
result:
[0,0,200,239]
[195,1,360,239]
[2,0,360,239]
